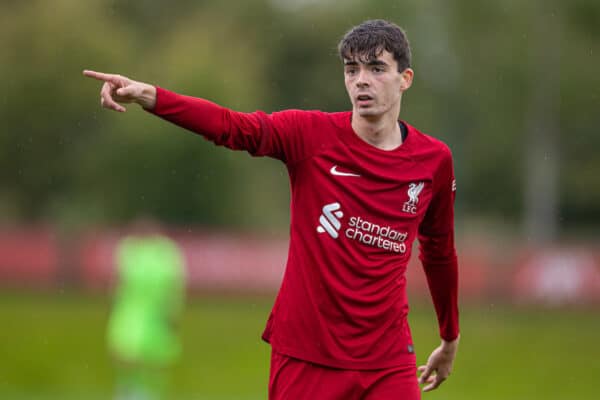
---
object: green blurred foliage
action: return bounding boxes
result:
[1,0,599,232]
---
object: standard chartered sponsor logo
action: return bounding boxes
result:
[316,202,344,238]
[317,202,407,253]
[345,216,407,253]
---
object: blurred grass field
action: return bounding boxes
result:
[0,292,598,400]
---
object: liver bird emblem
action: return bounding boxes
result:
[407,182,425,205]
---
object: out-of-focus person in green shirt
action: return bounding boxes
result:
[107,228,186,400]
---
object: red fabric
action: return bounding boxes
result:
[269,351,420,400]
[418,151,460,341]
[151,87,459,368]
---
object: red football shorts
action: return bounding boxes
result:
[269,351,421,400]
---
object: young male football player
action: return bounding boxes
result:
[85,19,459,400]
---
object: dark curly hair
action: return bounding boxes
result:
[338,19,412,72]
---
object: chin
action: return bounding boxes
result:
[356,108,380,118]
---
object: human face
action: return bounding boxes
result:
[343,50,413,120]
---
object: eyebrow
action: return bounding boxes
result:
[343,59,388,66]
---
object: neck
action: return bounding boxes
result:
[351,107,402,151]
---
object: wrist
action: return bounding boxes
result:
[137,84,157,110]
[441,335,459,352]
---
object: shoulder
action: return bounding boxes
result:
[270,109,350,140]
[404,122,453,161]
[273,109,350,124]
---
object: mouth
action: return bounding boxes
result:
[356,94,374,106]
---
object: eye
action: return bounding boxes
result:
[345,68,358,76]
[372,66,385,73]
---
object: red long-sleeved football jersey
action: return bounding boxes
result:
[151,87,459,369]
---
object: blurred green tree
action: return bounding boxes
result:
[1,0,599,236]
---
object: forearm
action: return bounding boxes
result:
[420,233,459,341]
[149,86,230,138]
[423,257,459,340]
[148,87,288,158]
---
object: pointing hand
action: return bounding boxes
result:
[83,70,156,112]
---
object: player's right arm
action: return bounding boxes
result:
[82,70,304,162]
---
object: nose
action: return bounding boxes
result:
[355,69,370,88]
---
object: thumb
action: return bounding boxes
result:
[116,86,136,97]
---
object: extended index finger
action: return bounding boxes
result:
[83,70,120,84]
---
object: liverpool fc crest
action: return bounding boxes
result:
[402,182,424,214]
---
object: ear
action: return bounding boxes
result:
[400,68,414,91]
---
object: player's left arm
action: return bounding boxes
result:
[417,147,459,392]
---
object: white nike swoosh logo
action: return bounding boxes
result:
[330,165,361,177]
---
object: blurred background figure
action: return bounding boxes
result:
[107,221,186,400]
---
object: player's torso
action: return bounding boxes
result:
[269,121,441,367]
[288,127,435,271]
